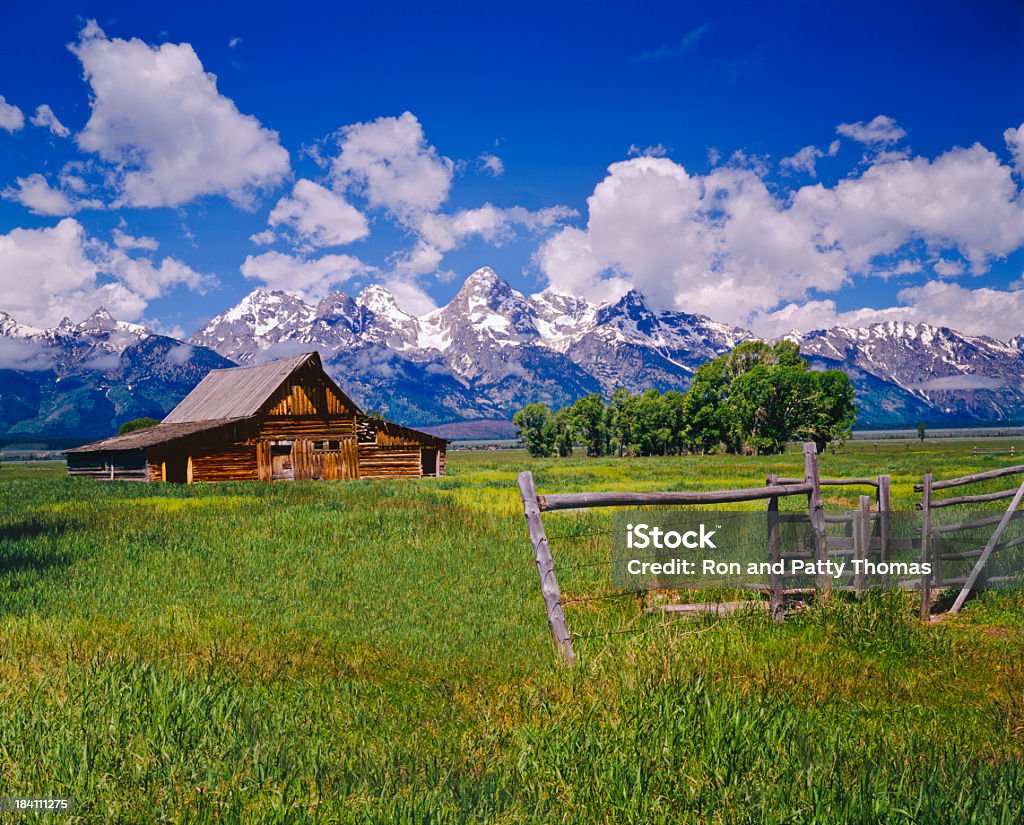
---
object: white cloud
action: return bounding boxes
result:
[3,174,78,216]
[912,375,1006,391]
[394,203,576,277]
[70,21,290,208]
[0,95,24,132]
[112,228,159,251]
[1005,123,1024,172]
[240,250,371,297]
[627,143,668,158]
[793,143,1024,273]
[932,258,964,277]
[249,229,276,245]
[267,179,369,248]
[780,145,823,176]
[478,152,505,177]
[331,111,453,219]
[30,104,70,138]
[836,115,906,145]
[164,343,194,364]
[537,136,1024,327]
[0,339,56,371]
[383,278,439,316]
[752,281,1024,341]
[0,218,210,327]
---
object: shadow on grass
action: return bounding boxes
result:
[0,517,80,576]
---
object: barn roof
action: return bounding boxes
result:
[163,352,319,424]
[68,350,446,455]
[66,418,249,453]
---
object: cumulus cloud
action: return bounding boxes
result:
[267,179,369,248]
[3,174,78,215]
[478,152,504,177]
[240,250,372,297]
[836,115,906,145]
[781,140,840,177]
[70,21,289,208]
[751,280,1024,341]
[30,104,70,138]
[0,218,211,327]
[1005,123,1024,173]
[538,136,1024,327]
[331,111,453,219]
[112,228,159,251]
[249,229,276,245]
[0,95,24,132]
[394,204,577,277]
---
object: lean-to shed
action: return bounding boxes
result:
[66,352,446,482]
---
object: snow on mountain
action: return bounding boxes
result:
[7,265,1023,442]
[193,289,317,363]
[0,309,233,442]
[795,322,1024,422]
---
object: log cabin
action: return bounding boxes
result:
[66,351,446,482]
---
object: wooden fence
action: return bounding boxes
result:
[520,443,848,665]
[915,465,1024,617]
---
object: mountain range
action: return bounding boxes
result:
[2,266,1023,445]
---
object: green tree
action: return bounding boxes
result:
[917,422,928,442]
[801,370,857,452]
[570,394,610,457]
[682,342,857,455]
[608,388,633,456]
[117,417,160,436]
[681,359,731,453]
[513,403,557,457]
[554,407,575,457]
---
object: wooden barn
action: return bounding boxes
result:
[66,352,446,483]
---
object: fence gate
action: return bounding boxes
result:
[916,465,1024,617]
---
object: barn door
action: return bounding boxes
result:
[271,444,294,480]
[421,448,438,477]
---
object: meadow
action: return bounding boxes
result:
[1,441,1023,823]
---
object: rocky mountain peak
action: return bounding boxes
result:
[78,306,117,331]
[356,284,415,321]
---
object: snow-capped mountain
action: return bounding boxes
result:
[185,267,1024,427]
[795,322,1024,422]
[188,267,749,418]
[5,265,1024,443]
[0,310,232,444]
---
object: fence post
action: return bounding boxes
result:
[803,442,830,599]
[877,475,891,564]
[854,495,870,595]
[766,474,784,622]
[920,473,932,619]
[518,471,575,666]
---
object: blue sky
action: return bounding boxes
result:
[1,0,1023,339]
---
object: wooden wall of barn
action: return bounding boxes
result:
[357,444,423,478]
[190,446,259,482]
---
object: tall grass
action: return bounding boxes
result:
[0,446,1021,822]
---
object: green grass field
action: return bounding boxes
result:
[1,443,1023,823]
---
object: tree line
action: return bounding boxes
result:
[513,341,857,457]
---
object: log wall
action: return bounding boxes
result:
[191,446,259,482]
[357,445,423,478]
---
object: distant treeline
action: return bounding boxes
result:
[513,341,857,457]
